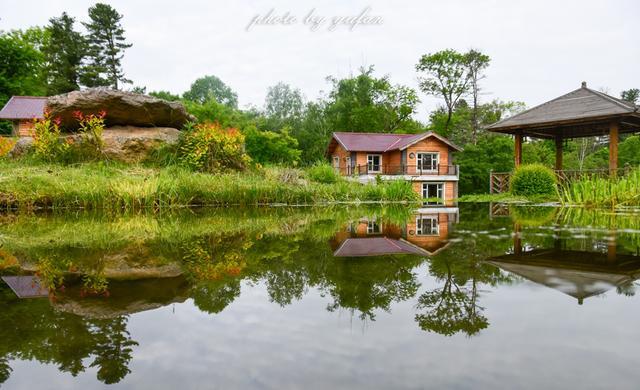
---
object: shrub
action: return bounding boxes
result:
[73,110,106,158]
[0,137,16,158]
[306,162,341,184]
[31,110,70,162]
[510,164,557,196]
[178,122,251,173]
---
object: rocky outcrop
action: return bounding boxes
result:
[47,88,195,130]
[7,137,34,157]
[102,126,180,163]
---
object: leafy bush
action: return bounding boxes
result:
[0,137,16,158]
[31,111,70,162]
[73,110,106,158]
[244,126,301,165]
[177,122,251,173]
[510,164,557,196]
[306,162,341,183]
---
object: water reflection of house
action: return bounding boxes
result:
[488,244,640,305]
[331,208,458,257]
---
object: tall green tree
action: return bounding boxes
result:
[183,75,238,107]
[621,88,639,104]
[81,3,132,89]
[263,82,305,131]
[416,49,471,133]
[43,12,85,94]
[323,66,420,133]
[465,49,490,143]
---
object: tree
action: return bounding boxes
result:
[323,66,419,133]
[263,82,305,131]
[183,75,238,107]
[148,90,181,101]
[465,49,490,143]
[621,88,639,104]
[43,12,85,94]
[416,49,471,133]
[244,126,302,165]
[0,30,47,134]
[81,3,132,89]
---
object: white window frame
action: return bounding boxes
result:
[421,182,444,204]
[332,156,340,171]
[416,215,440,236]
[345,156,352,174]
[416,152,439,172]
[367,220,382,234]
[367,154,382,173]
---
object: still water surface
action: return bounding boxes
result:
[0,204,639,389]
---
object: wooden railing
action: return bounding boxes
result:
[490,166,634,193]
[336,164,459,177]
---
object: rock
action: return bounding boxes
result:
[47,88,195,130]
[101,126,181,163]
[7,137,34,157]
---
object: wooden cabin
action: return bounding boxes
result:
[326,131,462,204]
[0,96,46,137]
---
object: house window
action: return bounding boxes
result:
[345,156,351,174]
[367,220,382,234]
[367,154,382,173]
[416,216,439,236]
[332,156,340,171]
[416,152,439,173]
[422,183,444,205]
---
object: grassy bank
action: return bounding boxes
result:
[0,160,420,210]
[457,193,558,203]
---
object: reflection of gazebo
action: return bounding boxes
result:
[487,249,640,304]
[487,82,640,174]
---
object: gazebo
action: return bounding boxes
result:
[487,82,640,174]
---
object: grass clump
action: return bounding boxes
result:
[560,168,640,208]
[306,162,342,184]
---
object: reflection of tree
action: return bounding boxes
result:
[0,285,138,385]
[90,317,138,384]
[191,279,241,314]
[415,261,488,336]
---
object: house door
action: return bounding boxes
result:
[421,183,444,204]
[367,154,382,173]
[332,156,340,172]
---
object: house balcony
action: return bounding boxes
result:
[338,164,460,182]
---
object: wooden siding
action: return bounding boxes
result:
[16,120,34,137]
[405,137,451,175]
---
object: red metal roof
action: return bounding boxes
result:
[0,96,46,120]
[332,131,462,153]
[333,237,428,257]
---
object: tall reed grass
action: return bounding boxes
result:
[560,168,640,208]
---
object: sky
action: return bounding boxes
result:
[1,0,638,120]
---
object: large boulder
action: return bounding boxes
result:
[47,88,195,130]
[102,126,181,163]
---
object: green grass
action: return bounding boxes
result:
[0,160,420,210]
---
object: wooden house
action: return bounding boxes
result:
[326,131,462,203]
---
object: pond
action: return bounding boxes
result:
[0,203,639,389]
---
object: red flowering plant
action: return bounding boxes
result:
[178,122,251,173]
[73,110,106,157]
[31,109,69,162]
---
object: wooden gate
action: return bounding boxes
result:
[489,171,512,194]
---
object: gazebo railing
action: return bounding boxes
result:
[490,166,633,193]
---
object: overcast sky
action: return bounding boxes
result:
[1,0,638,119]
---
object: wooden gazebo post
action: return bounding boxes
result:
[609,121,619,176]
[514,131,522,168]
[555,134,563,171]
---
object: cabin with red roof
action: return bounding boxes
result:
[326,131,462,203]
[0,96,47,137]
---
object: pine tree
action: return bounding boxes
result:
[81,3,132,89]
[43,12,85,95]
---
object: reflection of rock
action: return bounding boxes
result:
[53,276,190,319]
[47,88,195,130]
[102,126,180,163]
